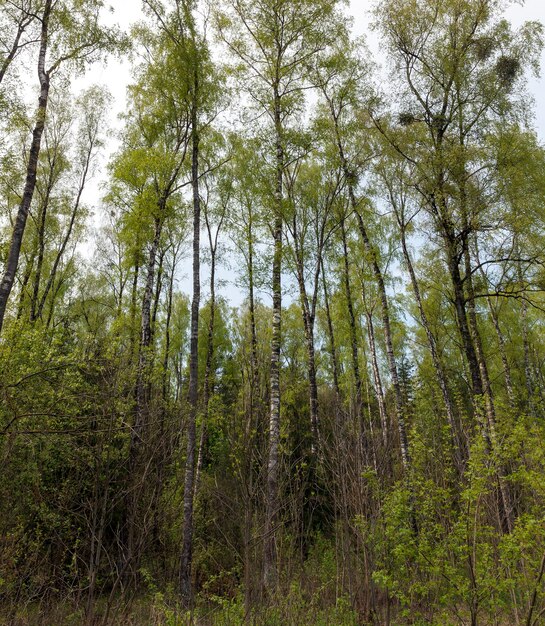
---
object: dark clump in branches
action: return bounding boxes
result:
[495,55,521,87]
[398,111,418,126]
[473,35,496,60]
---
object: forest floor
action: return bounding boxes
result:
[0,598,518,626]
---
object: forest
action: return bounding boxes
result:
[1,0,545,624]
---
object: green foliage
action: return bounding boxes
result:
[1,0,545,624]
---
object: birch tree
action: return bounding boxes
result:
[216,0,346,592]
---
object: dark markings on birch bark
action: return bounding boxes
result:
[124,213,163,581]
[263,89,283,594]
[0,0,52,334]
[180,93,200,606]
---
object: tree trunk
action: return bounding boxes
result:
[29,158,57,321]
[162,251,177,410]
[321,257,341,400]
[133,216,163,448]
[446,238,483,396]
[194,223,218,496]
[263,91,283,594]
[16,254,34,319]
[125,214,163,580]
[0,0,52,334]
[361,282,388,449]
[464,245,513,533]
[487,296,515,409]
[244,210,260,612]
[180,95,201,605]
[151,248,164,341]
[517,262,535,414]
[45,271,64,329]
[294,262,319,454]
[0,13,33,85]
[327,95,409,469]
[36,140,93,320]
[248,217,259,411]
[399,222,463,470]
[305,315,319,454]
[130,258,140,361]
[340,216,363,420]
[354,207,409,470]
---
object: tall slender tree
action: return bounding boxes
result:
[142,0,221,603]
[217,0,346,591]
